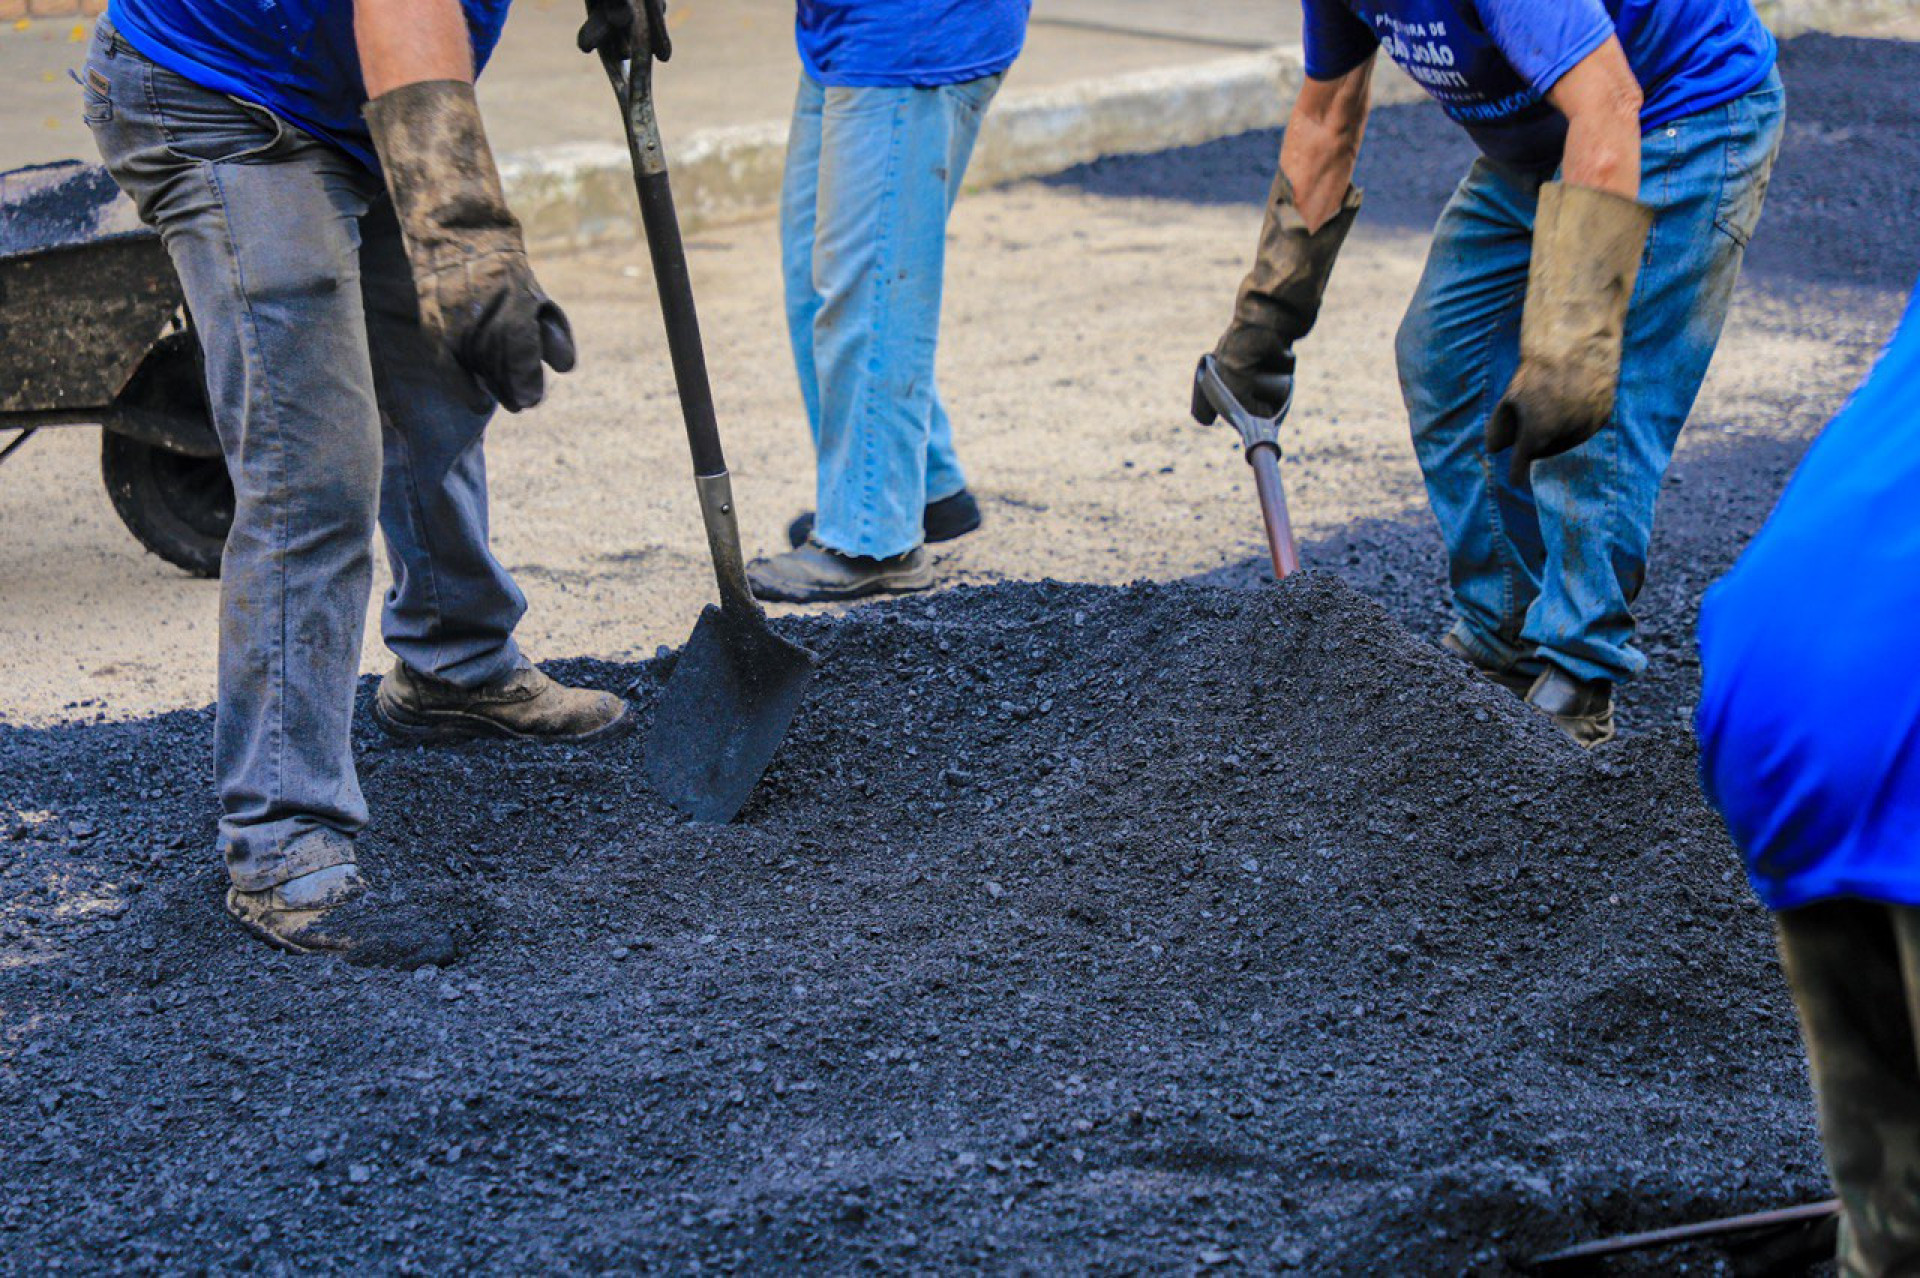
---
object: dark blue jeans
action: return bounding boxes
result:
[1396,71,1786,685]
[84,21,528,890]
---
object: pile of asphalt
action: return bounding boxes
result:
[1,573,1821,1272]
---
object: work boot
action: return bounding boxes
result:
[1440,632,1535,697]
[786,489,983,550]
[225,864,459,969]
[747,540,933,604]
[374,661,631,743]
[1525,665,1616,748]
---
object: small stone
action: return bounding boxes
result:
[347,1163,372,1185]
[984,881,1004,899]
[610,945,631,961]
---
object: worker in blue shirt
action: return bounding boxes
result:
[1195,0,1783,746]
[82,0,659,967]
[1699,284,1920,1275]
[745,0,1032,603]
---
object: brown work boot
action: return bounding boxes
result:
[225,864,459,969]
[746,540,933,604]
[1525,666,1616,748]
[1440,632,1534,697]
[374,661,631,743]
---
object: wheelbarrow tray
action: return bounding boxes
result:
[0,160,184,417]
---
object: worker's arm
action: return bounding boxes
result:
[1484,36,1652,479]
[1193,58,1372,423]
[353,0,473,96]
[1545,36,1644,199]
[355,0,576,412]
[1280,57,1375,232]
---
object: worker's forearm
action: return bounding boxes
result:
[1548,38,1644,199]
[1561,113,1641,198]
[356,0,473,97]
[1280,61,1373,230]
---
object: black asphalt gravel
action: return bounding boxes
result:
[5,32,1918,1277]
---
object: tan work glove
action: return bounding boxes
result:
[364,81,576,413]
[1194,170,1362,422]
[1486,181,1653,482]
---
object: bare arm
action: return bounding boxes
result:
[1280,58,1375,231]
[1546,37,1644,198]
[356,0,473,97]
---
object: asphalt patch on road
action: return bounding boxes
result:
[2,575,1824,1271]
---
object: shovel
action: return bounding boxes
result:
[1193,354,1301,579]
[601,42,817,823]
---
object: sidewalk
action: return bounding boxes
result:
[0,0,1301,172]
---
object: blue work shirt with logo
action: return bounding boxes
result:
[1302,0,1776,168]
[795,0,1030,88]
[106,0,512,171]
[1697,281,1920,912]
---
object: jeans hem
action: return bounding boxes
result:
[226,828,357,892]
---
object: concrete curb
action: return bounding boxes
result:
[508,5,1908,251]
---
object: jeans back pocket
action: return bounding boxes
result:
[81,65,113,125]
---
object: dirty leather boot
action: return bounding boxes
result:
[786,489,982,550]
[1525,665,1616,748]
[374,662,631,743]
[1486,182,1654,482]
[1194,171,1363,422]
[747,540,933,603]
[225,864,459,969]
[1440,632,1534,697]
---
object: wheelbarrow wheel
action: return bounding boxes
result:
[100,430,232,577]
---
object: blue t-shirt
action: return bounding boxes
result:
[1302,0,1776,169]
[796,0,1030,88]
[1696,282,1920,912]
[107,0,511,171]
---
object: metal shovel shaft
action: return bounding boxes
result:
[1248,444,1301,579]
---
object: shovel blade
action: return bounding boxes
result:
[645,604,817,823]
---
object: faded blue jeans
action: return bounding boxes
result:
[1397,70,1785,686]
[85,22,527,891]
[781,73,1001,559]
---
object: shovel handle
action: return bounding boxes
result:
[603,49,761,617]
[1248,443,1300,579]
[601,49,724,478]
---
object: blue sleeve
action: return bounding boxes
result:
[1474,0,1615,98]
[1301,0,1379,81]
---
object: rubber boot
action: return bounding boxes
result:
[1525,665,1616,748]
[746,540,933,604]
[787,489,982,550]
[375,662,631,743]
[225,864,459,969]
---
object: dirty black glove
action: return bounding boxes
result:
[577,0,671,62]
[1193,169,1360,423]
[1486,181,1653,483]
[364,80,576,413]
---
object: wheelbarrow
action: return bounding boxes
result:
[1,159,230,577]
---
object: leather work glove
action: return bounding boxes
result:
[1193,169,1361,423]
[1486,181,1654,482]
[577,0,672,62]
[365,81,576,413]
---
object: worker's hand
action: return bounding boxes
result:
[434,257,577,414]
[1196,171,1359,425]
[577,0,671,62]
[1191,341,1295,424]
[365,80,577,412]
[1487,182,1652,482]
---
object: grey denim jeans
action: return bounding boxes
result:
[84,21,528,890]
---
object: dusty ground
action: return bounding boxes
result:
[0,37,1903,726]
[2,32,1917,1276]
